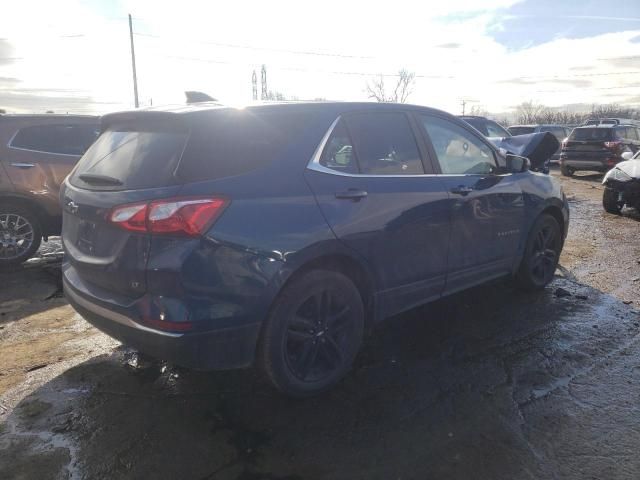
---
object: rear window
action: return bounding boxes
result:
[569,128,614,142]
[508,126,535,136]
[70,127,188,190]
[10,124,99,156]
[177,111,310,182]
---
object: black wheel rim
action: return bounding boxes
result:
[529,224,558,285]
[284,287,356,383]
[0,213,35,260]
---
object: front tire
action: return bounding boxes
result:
[602,187,622,214]
[515,214,562,291]
[0,203,42,268]
[260,270,364,397]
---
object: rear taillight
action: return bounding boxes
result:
[109,197,228,236]
[604,141,622,152]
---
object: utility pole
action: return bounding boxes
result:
[261,64,267,100]
[461,99,466,115]
[128,14,139,108]
[252,70,258,100]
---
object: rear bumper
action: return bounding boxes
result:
[561,159,609,171]
[63,274,261,370]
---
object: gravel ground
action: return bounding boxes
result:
[1,168,639,480]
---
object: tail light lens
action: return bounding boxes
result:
[109,197,228,236]
[604,141,622,152]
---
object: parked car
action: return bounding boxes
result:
[602,150,640,214]
[0,114,100,266]
[458,115,511,140]
[559,124,640,176]
[583,118,640,127]
[507,124,571,162]
[62,102,568,397]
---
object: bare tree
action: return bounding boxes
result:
[468,105,489,117]
[366,69,416,103]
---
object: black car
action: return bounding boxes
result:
[559,124,640,176]
[62,102,569,397]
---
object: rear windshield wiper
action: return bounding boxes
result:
[78,173,123,186]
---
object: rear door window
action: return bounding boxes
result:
[614,127,629,140]
[624,127,638,140]
[10,124,99,156]
[344,112,424,175]
[70,127,188,190]
[420,115,496,175]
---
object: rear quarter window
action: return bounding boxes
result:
[177,111,312,182]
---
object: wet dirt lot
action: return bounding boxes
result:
[1,168,639,480]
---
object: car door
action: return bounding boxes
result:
[5,122,99,206]
[416,113,526,295]
[626,127,640,153]
[304,111,451,318]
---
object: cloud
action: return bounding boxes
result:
[631,34,640,43]
[435,42,462,49]
[0,76,20,85]
[605,55,640,69]
[569,65,596,71]
[0,39,19,65]
[497,77,593,88]
[0,90,119,113]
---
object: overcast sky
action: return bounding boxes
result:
[1,0,639,115]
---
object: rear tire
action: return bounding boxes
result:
[0,203,42,268]
[259,270,364,397]
[560,164,574,177]
[515,214,562,291]
[602,187,622,214]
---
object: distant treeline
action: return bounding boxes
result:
[471,102,640,127]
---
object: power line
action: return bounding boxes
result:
[133,32,374,59]
[161,53,640,82]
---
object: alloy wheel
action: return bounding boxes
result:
[284,287,356,383]
[0,213,35,261]
[529,224,558,285]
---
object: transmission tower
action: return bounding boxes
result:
[261,64,268,100]
[252,70,258,100]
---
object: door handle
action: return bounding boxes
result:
[335,189,368,201]
[10,163,35,169]
[450,185,474,196]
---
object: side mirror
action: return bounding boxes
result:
[506,154,530,173]
[621,151,633,161]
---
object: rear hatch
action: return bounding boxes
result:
[562,127,616,158]
[62,114,188,298]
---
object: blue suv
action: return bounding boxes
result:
[61,102,569,396]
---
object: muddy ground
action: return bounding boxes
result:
[1,168,639,480]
